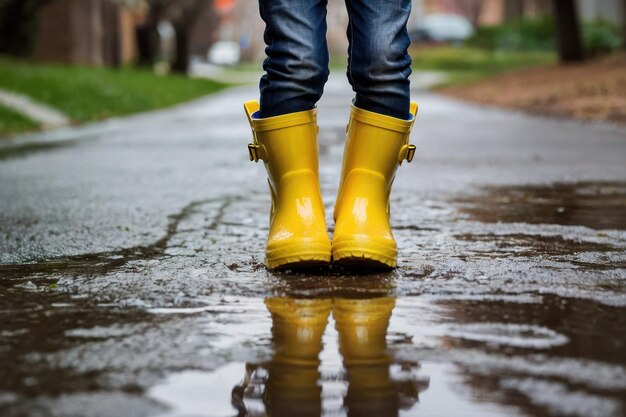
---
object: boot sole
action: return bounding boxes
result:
[267,243,331,270]
[332,240,397,269]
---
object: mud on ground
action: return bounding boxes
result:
[440,53,626,124]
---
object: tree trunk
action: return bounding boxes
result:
[623,0,626,50]
[467,0,485,27]
[504,0,524,22]
[135,23,160,66]
[553,0,584,63]
[172,22,189,74]
[0,0,52,56]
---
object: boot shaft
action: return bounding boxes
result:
[335,104,417,220]
[245,101,321,185]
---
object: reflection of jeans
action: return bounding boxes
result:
[258,0,412,119]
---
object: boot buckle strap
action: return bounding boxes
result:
[248,143,260,162]
[398,144,417,163]
[248,143,268,162]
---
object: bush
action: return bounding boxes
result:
[582,19,623,57]
[466,16,555,51]
[466,16,623,56]
[412,47,553,73]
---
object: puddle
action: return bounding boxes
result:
[454,181,626,230]
[452,233,626,270]
[2,288,626,416]
[148,362,527,417]
[453,233,620,257]
[499,378,622,417]
[145,298,526,417]
[443,323,568,349]
[147,363,247,417]
[139,295,626,417]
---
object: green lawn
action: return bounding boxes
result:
[411,46,556,86]
[0,57,229,125]
[0,105,39,137]
[0,49,553,136]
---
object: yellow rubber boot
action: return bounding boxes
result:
[245,101,332,269]
[332,103,418,269]
[264,297,331,417]
[333,297,397,416]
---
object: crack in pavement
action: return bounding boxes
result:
[0,196,242,280]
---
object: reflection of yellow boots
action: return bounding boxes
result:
[245,101,332,270]
[333,104,418,268]
[264,297,331,417]
[334,297,398,417]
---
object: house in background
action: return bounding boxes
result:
[420,0,551,26]
[577,0,625,27]
[228,0,624,60]
[30,0,624,68]
[33,0,145,67]
[419,0,624,27]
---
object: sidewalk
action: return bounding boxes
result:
[0,74,625,417]
[0,87,69,128]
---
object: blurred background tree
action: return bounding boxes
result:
[441,0,486,27]
[0,0,624,72]
[553,0,584,62]
[463,0,623,59]
[0,0,53,56]
[138,0,217,73]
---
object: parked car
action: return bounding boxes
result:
[207,41,241,66]
[409,14,474,45]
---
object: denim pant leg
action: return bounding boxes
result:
[345,0,412,119]
[258,0,329,118]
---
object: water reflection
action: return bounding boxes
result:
[232,295,428,417]
[453,181,626,230]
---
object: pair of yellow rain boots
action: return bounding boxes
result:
[258,297,397,414]
[245,101,417,270]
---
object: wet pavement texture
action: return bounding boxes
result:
[1,76,626,417]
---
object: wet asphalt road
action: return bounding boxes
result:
[1,75,626,417]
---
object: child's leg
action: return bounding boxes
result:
[243,0,333,270]
[344,0,412,119]
[332,0,416,269]
[258,0,330,118]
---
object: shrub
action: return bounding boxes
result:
[466,16,623,56]
[466,16,555,51]
[582,19,623,57]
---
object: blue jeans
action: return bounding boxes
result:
[258,0,412,119]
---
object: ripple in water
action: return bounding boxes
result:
[444,323,569,349]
